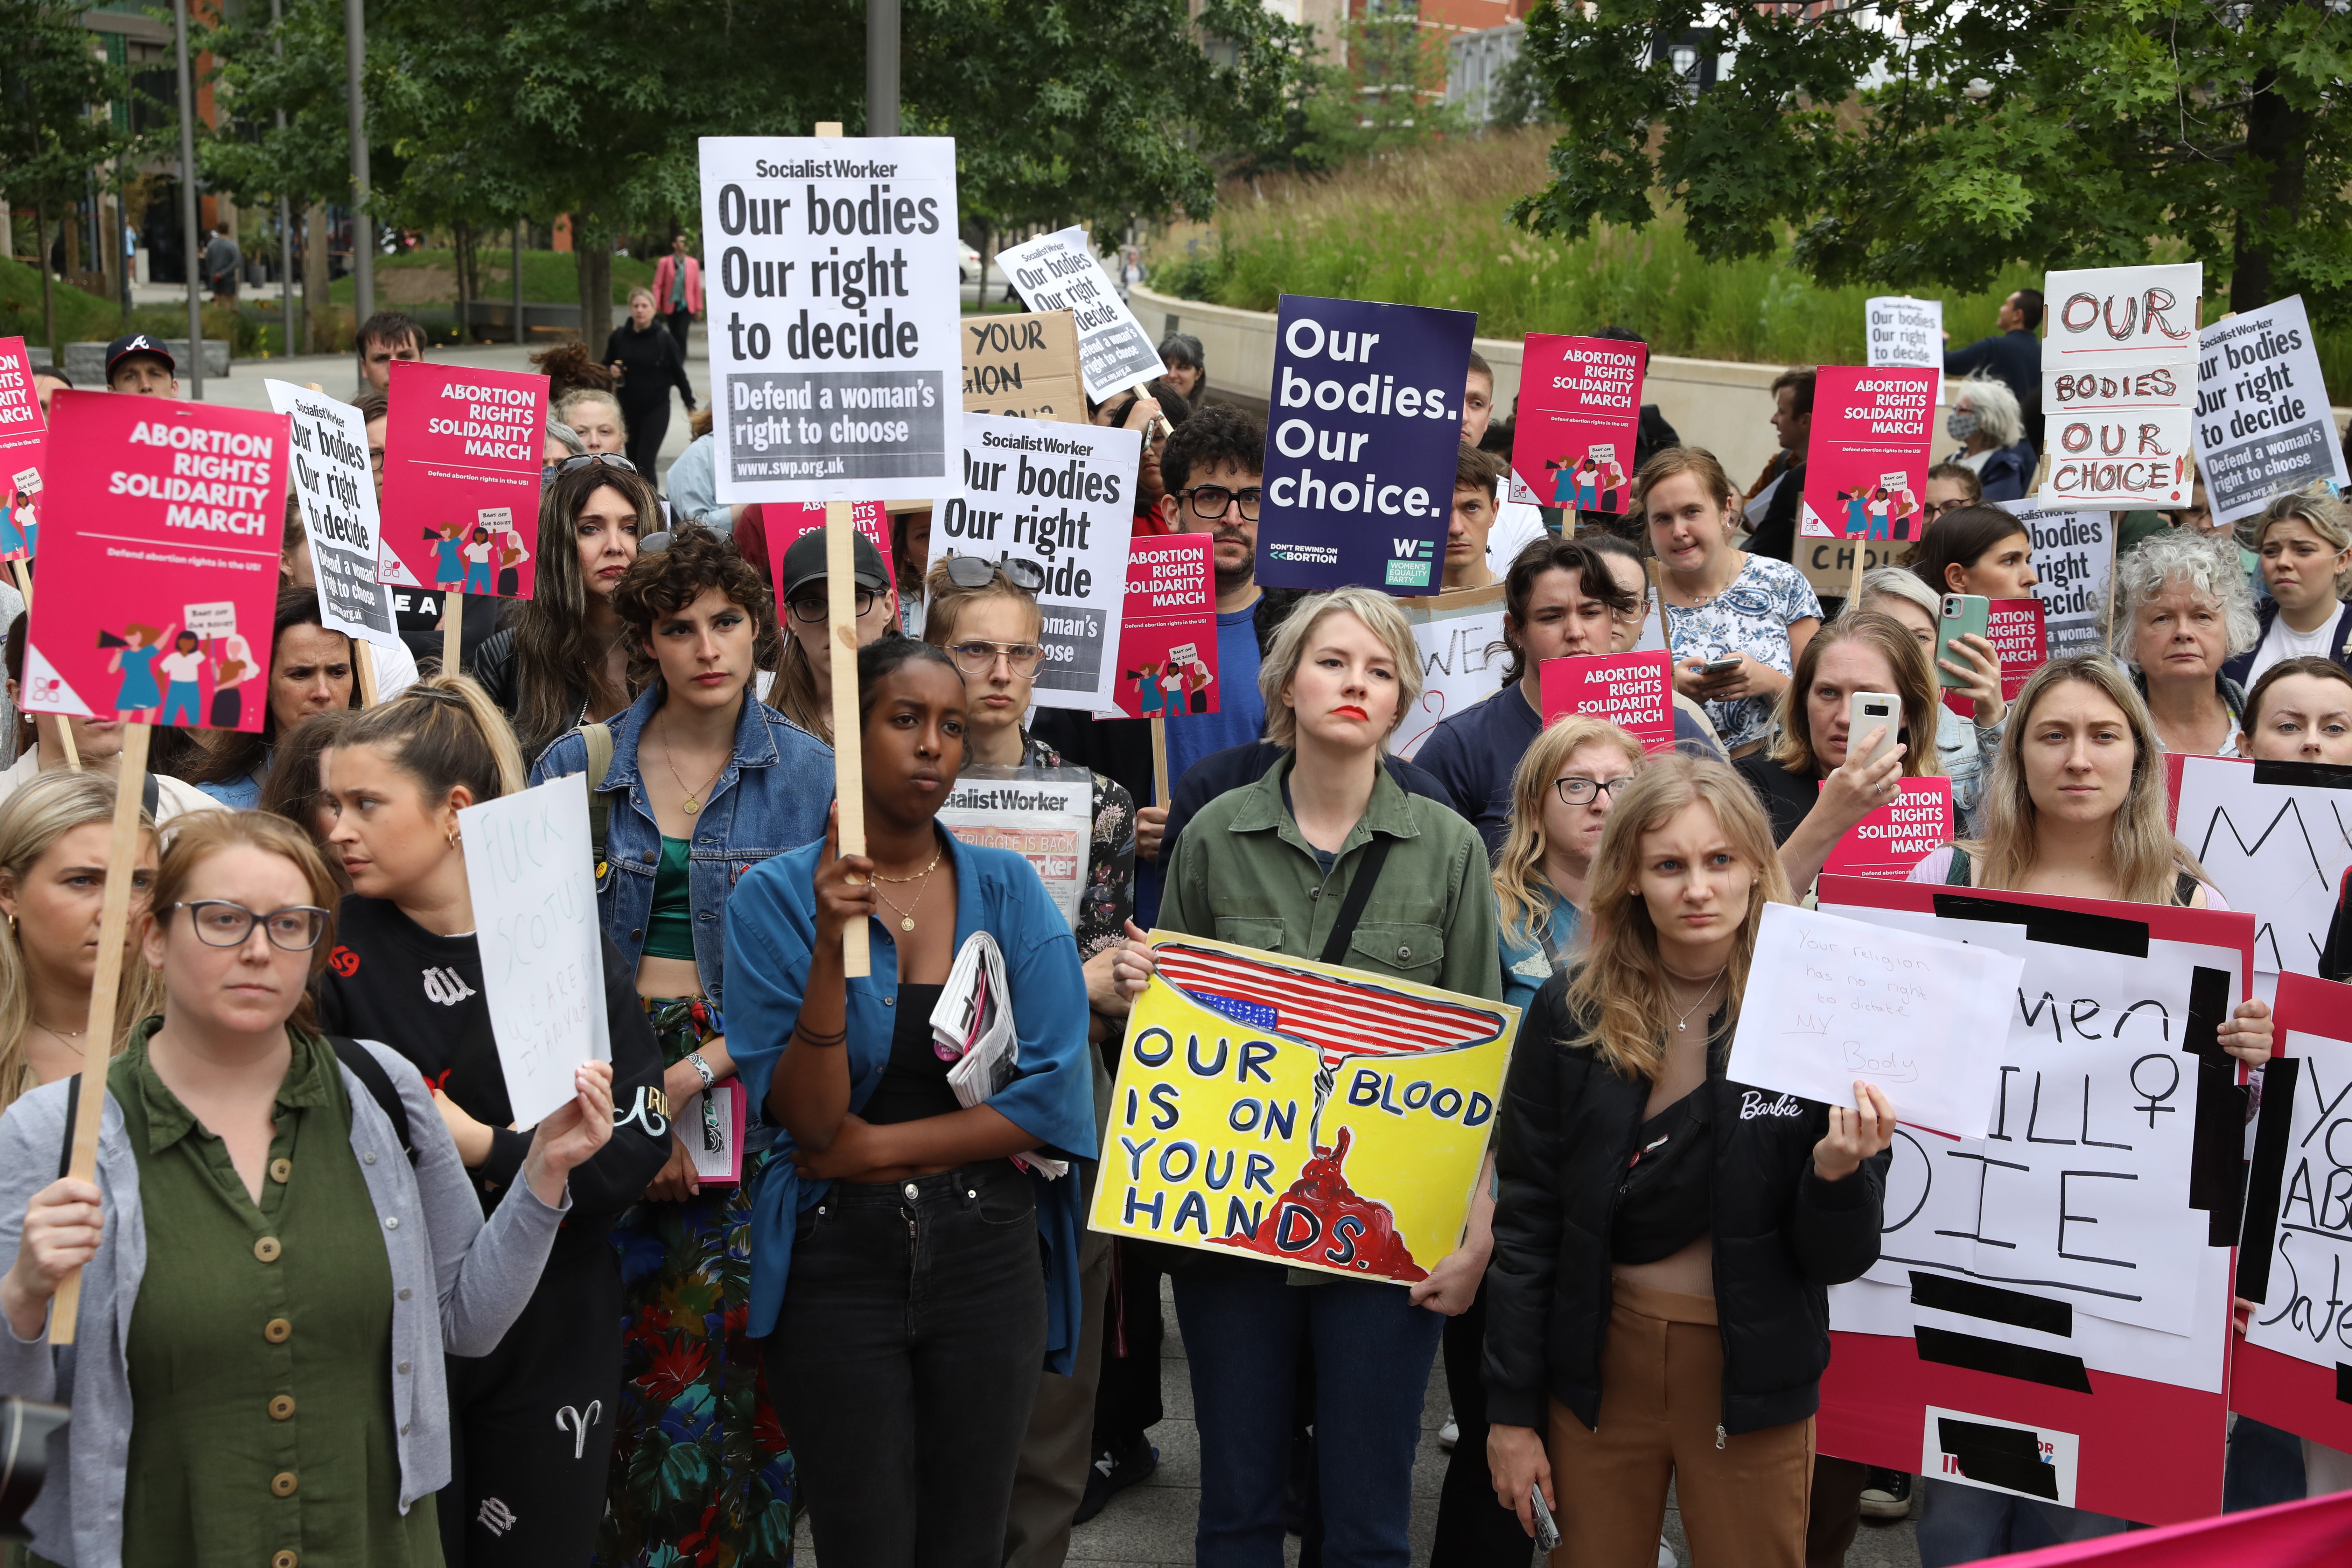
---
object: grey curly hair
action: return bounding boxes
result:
[2105,525,2261,664]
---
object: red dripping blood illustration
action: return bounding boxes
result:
[1211,1126,1425,1280]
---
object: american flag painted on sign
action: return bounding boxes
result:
[1153,941,1507,1065]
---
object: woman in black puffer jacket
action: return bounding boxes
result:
[1482,756,1892,1568]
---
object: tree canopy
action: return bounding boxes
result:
[1512,0,2352,323]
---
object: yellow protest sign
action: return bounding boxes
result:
[1090,934,1518,1282]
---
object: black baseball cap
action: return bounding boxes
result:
[105,334,175,376]
[778,528,889,603]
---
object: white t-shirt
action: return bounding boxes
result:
[158,649,204,684]
[1485,499,1549,577]
[2244,611,2339,688]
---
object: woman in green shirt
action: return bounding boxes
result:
[0,811,615,1568]
[1110,585,1502,1568]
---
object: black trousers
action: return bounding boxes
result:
[621,396,671,480]
[437,1240,623,1565]
[665,307,693,359]
[1093,1237,1168,1451]
[1428,1281,1534,1568]
[765,1160,1048,1568]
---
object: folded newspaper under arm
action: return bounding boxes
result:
[930,931,1070,1179]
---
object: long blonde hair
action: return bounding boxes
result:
[1566,757,1793,1080]
[1962,654,2208,906]
[0,772,164,1112]
[1764,610,1937,779]
[1493,716,1643,948]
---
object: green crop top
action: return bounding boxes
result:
[644,835,698,960]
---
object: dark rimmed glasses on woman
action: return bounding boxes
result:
[1555,775,1636,806]
[168,901,331,951]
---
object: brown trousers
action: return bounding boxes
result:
[1544,1279,1814,1568]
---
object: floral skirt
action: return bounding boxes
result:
[597,996,796,1567]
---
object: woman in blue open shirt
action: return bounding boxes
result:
[726,635,1096,1568]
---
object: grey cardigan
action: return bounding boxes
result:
[0,1040,570,1568]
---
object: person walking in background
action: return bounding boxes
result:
[203,219,242,306]
[656,233,703,359]
[608,287,698,478]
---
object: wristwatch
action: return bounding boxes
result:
[685,1052,722,1152]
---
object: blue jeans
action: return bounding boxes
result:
[2223,1415,2306,1511]
[1916,1477,2129,1565]
[1173,1266,1445,1568]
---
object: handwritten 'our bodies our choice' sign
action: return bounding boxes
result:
[460,774,611,1125]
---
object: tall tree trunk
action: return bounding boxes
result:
[2231,65,2312,315]
[35,201,57,354]
[577,224,613,360]
[303,201,333,355]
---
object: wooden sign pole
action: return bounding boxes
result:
[1848,540,1867,606]
[441,592,463,679]
[811,120,870,978]
[10,560,77,771]
[354,639,378,707]
[1150,715,1170,812]
[48,720,149,1346]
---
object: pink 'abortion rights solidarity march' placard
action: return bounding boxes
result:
[0,337,47,564]
[23,391,288,732]
[377,360,549,600]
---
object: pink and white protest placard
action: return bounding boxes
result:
[1109,535,1218,721]
[1507,335,1645,512]
[1537,650,1674,751]
[0,337,47,564]
[1819,776,1952,880]
[22,391,288,731]
[752,499,894,590]
[1944,597,2046,716]
[378,360,548,598]
[2039,264,2199,510]
[1800,367,1935,546]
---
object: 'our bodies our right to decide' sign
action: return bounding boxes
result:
[265,379,400,651]
[1866,297,1944,406]
[1506,334,1645,512]
[935,413,1137,712]
[996,227,1165,402]
[699,135,960,503]
[1994,500,2113,661]
[1258,296,1474,595]
[2193,296,2349,525]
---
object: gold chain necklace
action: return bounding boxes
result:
[870,843,944,932]
[658,715,729,814]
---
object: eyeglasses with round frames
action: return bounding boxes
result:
[948,639,1045,676]
[168,901,330,952]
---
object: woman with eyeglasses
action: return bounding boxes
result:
[530,526,829,1566]
[768,528,903,743]
[1919,462,1982,535]
[0,809,616,1568]
[1493,718,1644,1016]
[316,677,672,1566]
[469,454,650,764]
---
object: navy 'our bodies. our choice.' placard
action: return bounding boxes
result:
[1255,295,1476,594]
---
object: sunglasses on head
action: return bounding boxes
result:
[550,453,639,476]
[942,554,1046,593]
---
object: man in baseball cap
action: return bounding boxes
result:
[104,335,177,397]
[775,526,898,693]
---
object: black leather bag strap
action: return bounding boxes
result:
[56,1075,79,1182]
[330,1036,418,1166]
[1319,833,1396,968]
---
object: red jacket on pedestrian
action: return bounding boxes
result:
[653,254,703,317]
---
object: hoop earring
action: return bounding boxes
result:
[446,827,462,849]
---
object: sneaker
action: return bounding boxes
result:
[1073,1436,1159,1526]
[1857,1467,1913,1519]
[1657,1540,1678,1568]
[1438,1410,1459,1451]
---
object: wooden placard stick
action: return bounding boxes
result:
[442,592,464,680]
[354,639,379,707]
[1848,539,1867,606]
[48,720,149,1346]
[811,120,870,977]
[1150,715,1170,812]
[9,561,77,771]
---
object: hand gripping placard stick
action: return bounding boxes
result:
[49,721,149,1344]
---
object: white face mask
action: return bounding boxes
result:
[1946,410,1980,442]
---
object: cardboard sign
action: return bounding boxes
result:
[1091,933,1517,1282]
[265,379,401,650]
[1996,500,2114,660]
[935,413,1138,712]
[755,499,894,590]
[937,765,1096,931]
[377,361,548,597]
[996,227,1166,401]
[2043,264,2204,371]
[2043,361,2190,416]
[1819,776,1953,881]
[1728,901,2022,1138]
[1800,367,1936,547]
[1815,876,2252,1526]
[2231,971,2352,1456]
[698,135,961,502]
[22,391,288,731]
[1536,650,1674,751]
[2165,753,2352,978]
[458,774,612,1126]
[1392,584,1508,761]
[2039,264,2199,511]
[0,338,46,564]
[1258,295,1475,594]
[962,312,1086,424]
[1944,597,2046,716]
[2041,405,2195,509]
[1506,335,1646,513]
[1794,534,1910,598]
[1865,296,1944,406]
[2194,296,2350,524]
[1110,535,1218,721]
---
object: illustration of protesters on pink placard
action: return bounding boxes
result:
[1108,537,1219,722]
[1508,335,1646,513]
[0,336,47,564]
[378,360,548,599]
[1800,368,1935,549]
[23,391,288,734]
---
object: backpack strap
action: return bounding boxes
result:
[2175,870,2201,908]
[577,722,617,871]
[1319,834,1397,967]
[330,1036,418,1166]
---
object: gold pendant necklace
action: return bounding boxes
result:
[871,843,945,932]
[659,715,729,814]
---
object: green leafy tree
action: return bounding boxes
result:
[0,0,136,349]
[1512,0,2352,322]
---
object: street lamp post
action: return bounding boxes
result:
[172,0,204,399]
[346,0,372,326]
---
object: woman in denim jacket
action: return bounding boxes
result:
[529,525,832,1567]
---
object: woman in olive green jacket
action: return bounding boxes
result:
[1112,585,1502,1568]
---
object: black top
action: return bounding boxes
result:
[1609,1089,1714,1264]
[316,894,672,1246]
[605,319,695,412]
[1733,752,1819,846]
[861,982,956,1126]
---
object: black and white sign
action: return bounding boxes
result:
[997,227,1165,401]
[265,379,400,648]
[2193,296,2350,525]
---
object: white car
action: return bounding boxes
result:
[959,241,982,283]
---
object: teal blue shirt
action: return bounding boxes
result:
[1498,890,1581,1018]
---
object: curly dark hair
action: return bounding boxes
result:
[855,634,962,730]
[612,526,782,688]
[1160,403,1264,497]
